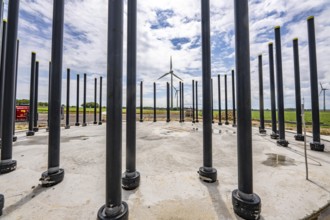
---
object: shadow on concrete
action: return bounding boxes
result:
[308,179,330,194]
[3,184,47,216]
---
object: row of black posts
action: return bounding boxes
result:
[138,74,237,125]
[257,17,324,151]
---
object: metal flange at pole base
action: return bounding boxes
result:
[122,171,140,190]
[277,139,289,147]
[270,132,279,139]
[258,127,266,134]
[0,160,16,174]
[232,189,261,220]
[294,134,304,141]
[97,202,129,220]
[40,168,64,187]
[198,167,217,183]
[65,125,70,129]
[310,142,324,151]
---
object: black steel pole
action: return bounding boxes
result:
[211,78,214,124]
[232,70,236,127]
[26,52,36,136]
[82,73,87,126]
[218,74,222,125]
[65,68,70,129]
[274,26,288,147]
[122,0,140,191]
[46,61,51,132]
[232,0,261,218]
[179,81,182,122]
[93,78,97,124]
[268,43,278,139]
[258,55,266,134]
[75,74,80,126]
[33,61,39,132]
[307,16,324,151]
[182,82,185,122]
[198,0,217,183]
[166,82,170,122]
[224,74,229,125]
[192,80,195,123]
[139,81,143,122]
[0,0,19,174]
[97,0,128,217]
[13,39,19,142]
[153,82,156,122]
[39,0,65,187]
[195,81,199,123]
[98,76,102,125]
[0,20,7,142]
[293,38,304,141]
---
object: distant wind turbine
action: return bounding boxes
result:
[157,56,183,109]
[319,83,329,111]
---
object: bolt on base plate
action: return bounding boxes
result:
[232,189,261,220]
[310,142,324,152]
[0,160,17,174]
[40,168,65,187]
[294,134,305,141]
[26,131,35,136]
[122,171,140,190]
[198,167,217,183]
[97,202,129,220]
[277,139,289,147]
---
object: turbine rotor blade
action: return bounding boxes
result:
[157,72,171,80]
[172,72,183,81]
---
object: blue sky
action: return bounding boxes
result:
[3,0,330,110]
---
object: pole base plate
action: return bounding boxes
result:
[82,123,87,127]
[259,128,266,134]
[65,125,70,129]
[139,119,144,123]
[310,142,324,151]
[270,133,279,139]
[232,124,237,127]
[122,171,140,190]
[33,127,39,132]
[294,134,305,141]
[166,119,170,123]
[75,122,80,126]
[277,139,289,147]
[13,136,17,142]
[198,167,217,183]
[98,122,103,125]
[40,168,65,187]
[26,131,35,136]
[93,121,98,125]
[225,121,229,125]
[0,194,4,216]
[97,202,129,220]
[232,189,261,220]
[0,160,17,174]
[218,122,222,125]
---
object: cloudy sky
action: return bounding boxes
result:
[3,0,330,110]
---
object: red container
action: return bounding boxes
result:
[16,105,30,121]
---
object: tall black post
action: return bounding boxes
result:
[153,82,156,122]
[26,52,36,136]
[75,74,80,126]
[65,68,70,129]
[122,0,140,191]
[0,20,7,142]
[98,76,102,125]
[0,0,19,174]
[93,78,97,124]
[39,0,65,187]
[211,78,214,123]
[275,26,288,147]
[258,55,266,134]
[224,74,229,125]
[46,61,51,132]
[232,0,261,218]
[218,74,222,125]
[13,39,19,142]
[82,73,87,126]
[232,70,236,127]
[166,82,170,122]
[307,16,324,151]
[98,0,128,217]
[182,82,185,122]
[195,81,199,123]
[33,61,39,132]
[198,0,217,183]
[179,81,182,122]
[268,43,278,139]
[139,81,143,122]
[293,38,304,141]
[192,80,195,123]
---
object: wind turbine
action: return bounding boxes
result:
[319,83,329,112]
[158,56,183,109]
[173,85,180,109]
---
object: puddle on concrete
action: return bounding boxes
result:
[14,135,90,146]
[262,153,295,167]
